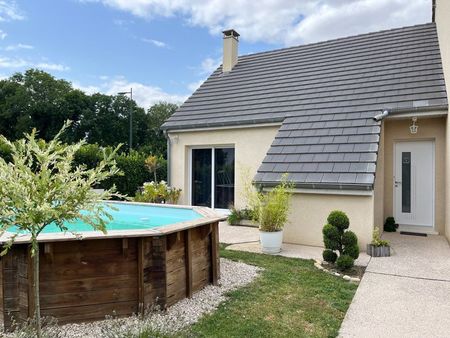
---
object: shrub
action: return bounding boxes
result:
[322,224,341,251]
[227,206,242,225]
[371,227,390,247]
[336,254,354,271]
[322,249,337,263]
[246,174,294,232]
[384,216,397,232]
[322,210,359,271]
[134,181,181,204]
[327,210,350,231]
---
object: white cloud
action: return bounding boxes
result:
[0,0,25,22]
[0,29,6,40]
[187,79,204,92]
[0,56,70,71]
[35,63,70,71]
[86,0,430,46]
[4,43,34,51]
[141,38,167,48]
[74,76,187,108]
[199,57,220,75]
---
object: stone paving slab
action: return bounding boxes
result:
[339,272,450,338]
[339,233,450,338]
[219,222,259,244]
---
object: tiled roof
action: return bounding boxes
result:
[162,23,448,190]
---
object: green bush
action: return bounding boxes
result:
[384,216,397,232]
[322,249,337,263]
[327,210,350,231]
[322,224,340,251]
[322,210,359,271]
[336,254,354,271]
[134,181,181,204]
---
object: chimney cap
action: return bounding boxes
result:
[222,29,240,38]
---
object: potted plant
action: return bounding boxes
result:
[383,216,398,232]
[247,175,293,254]
[227,206,257,227]
[367,227,391,257]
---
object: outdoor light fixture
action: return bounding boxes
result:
[410,117,418,134]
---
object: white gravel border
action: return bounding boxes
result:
[9,258,261,338]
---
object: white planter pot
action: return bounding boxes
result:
[259,230,283,254]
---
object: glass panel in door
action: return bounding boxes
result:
[214,148,235,209]
[191,149,212,207]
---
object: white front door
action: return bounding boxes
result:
[394,141,434,227]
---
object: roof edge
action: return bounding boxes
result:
[255,181,374,192]
[161,116,286,131]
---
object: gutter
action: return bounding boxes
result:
[256,180,374,192]
[373,104,449,121]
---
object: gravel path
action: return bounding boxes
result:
[10,258,261,338]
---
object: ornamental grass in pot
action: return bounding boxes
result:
[246,175,293,254]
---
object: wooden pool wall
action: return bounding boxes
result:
[0,221,219,330]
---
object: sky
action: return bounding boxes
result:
[0,0,431,108]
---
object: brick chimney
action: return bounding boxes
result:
[222,29,240,72]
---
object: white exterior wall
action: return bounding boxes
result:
[436,0,450,241]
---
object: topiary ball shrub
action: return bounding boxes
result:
[336,254,354,271]
[322,210,359,271]
[327,210,350,231]
[342,230,359,259]
[322,249,337,263]
[384,217,397,232]
[322,224,341,251]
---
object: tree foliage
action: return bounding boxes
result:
[0,122,121,336]
[0,69,178,157]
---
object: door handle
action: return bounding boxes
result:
[394,180,402,188]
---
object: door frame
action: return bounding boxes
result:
[188,145,235,212]
[393,139,435,229]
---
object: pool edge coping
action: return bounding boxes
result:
[0,201,226,244]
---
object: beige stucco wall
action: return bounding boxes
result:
[436,0,450,241]
[167,125,280,209]
[284,192,374,249]
[382,117,446,234]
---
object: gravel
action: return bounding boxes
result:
[9,258,261,338]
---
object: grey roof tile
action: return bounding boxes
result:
[162,23,447,189]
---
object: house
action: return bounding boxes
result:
[162,0,450,248]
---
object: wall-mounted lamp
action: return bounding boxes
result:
[410,117,418,134]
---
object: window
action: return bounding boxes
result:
[191,147,235,209]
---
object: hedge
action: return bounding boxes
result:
[0,142,167,197]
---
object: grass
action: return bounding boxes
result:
[186,245,357,338]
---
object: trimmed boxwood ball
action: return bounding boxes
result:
[322,249,337,263]
[336,254,354,271]
[322,224,341,250]
[343,244,360,260]
[322,210,359,271]
[327,210,350,231]
[342,230,358,247]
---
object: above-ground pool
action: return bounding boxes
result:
[0,201,226,330]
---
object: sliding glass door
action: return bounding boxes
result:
[191,147,235,209]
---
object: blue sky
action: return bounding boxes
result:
[0,0,430,108]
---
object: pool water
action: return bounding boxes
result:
[10,202,203,234]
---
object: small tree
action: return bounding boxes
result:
[144,154,161,182]
[322,210,359,270]
[0,122,121,337]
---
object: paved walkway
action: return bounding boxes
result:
[220,222,371,266]
[339,232,450,338]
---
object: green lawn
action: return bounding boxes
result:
[186,246,357,338]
